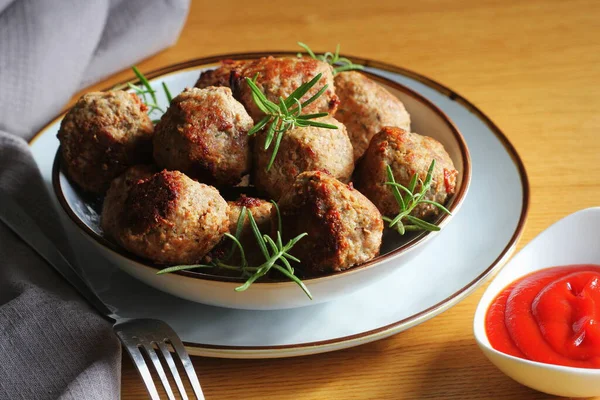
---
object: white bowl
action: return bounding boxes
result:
[52,55,471,310]
[474,207,600,398]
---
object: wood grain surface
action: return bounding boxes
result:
[73,0,600,398]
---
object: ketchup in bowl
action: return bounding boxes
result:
[486,265,600,368]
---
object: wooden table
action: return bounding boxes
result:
[77,0,600,398]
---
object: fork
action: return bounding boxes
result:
[116,319,204,400]
[0,195,205,400]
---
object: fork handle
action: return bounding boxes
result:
[0,195,114,318]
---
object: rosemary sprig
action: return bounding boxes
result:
[297,42,364,74]
[382,160,451,235]
[246,73,338,171]
[128,66,172,123]
[156,202,312,298]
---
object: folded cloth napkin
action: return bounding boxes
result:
[0,1,189,399]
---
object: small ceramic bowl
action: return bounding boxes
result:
[52,56,471,310]
[474,207,600,398]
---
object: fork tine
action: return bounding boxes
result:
[167,335,205,399]
[140,340,177,400]
[156,340,188,400]
[120,343,161,400]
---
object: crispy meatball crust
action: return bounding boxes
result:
[101,165,156,239]
[203,195,275,270]
[253,117,354,200]
[334,71,411,160]
[355,127,458,220]
[226,195,274,234]
[195,59,247,89]
[196,56,339,122]
[57,91,154,194]
[278,171,383,275]
[109,170,228,265]
[153,87,253,186]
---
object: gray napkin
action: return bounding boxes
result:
[0,1,189,399]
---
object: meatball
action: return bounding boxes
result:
[226,195,274,235]
[195,59,247,89]
[334,71,411,160]
[196,56,339,122]
[57,91,154,193]
[101,165,156,239]
[253,117,354,200]
[201,195,275,271]
[278,171,383,275]
[105,170,228,264]
[153,87,253,186]
[355,127,458,220]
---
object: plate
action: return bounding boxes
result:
[30,53,528,358]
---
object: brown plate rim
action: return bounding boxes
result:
[31,52,529,355]
[48,52,471,285]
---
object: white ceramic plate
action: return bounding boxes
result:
[30,54,528,358]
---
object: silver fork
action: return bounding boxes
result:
[0,195,205,400]
[116,319,204,400]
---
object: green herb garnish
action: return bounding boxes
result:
[382,160,451,235]
[297,42,364,74]
[246,73,337,171]
[157,202,312,298]
[128,66,172,123]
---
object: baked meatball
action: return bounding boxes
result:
[153,87,253,186]
[253,117,354,200]
[195,59,248,89]
[334,71,411,160]
[196,56,339,122]
[57,91,154,193]
[278,171,383,275]
[104,170,229,265]
[202,195,275,269]
[355,127,458,220]
[226,195,274,235]
[101,165,156,239]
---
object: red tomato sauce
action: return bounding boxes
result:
[485,265,600,368]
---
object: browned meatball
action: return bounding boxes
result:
[334,71,411,160]
[253,117,354,200]
[196,56,339,122]
[105,170,228,264]
[195,59,247,89]
[226,195,274,235]
[57,91,154,194]
[355,127,458,220]
[101,165,156,239]
[278,171,383,275]
[203,195,275,269]
[153,87,253,186]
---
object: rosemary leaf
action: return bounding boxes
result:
[284,73,323,107]
[132,66,157,104]
[300,120,338,129]
[420,200,452,215]
[266,127,285,170]
[273,264,312,299]
[386,165,406,211]
[384,160,449,235]
[156,264,213,274]
[248,211,269,259]
[271,200,283,233]
[162,82,173,103]
[405,215,441,231]
[296,112,329,120]
[249,115,271,136]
